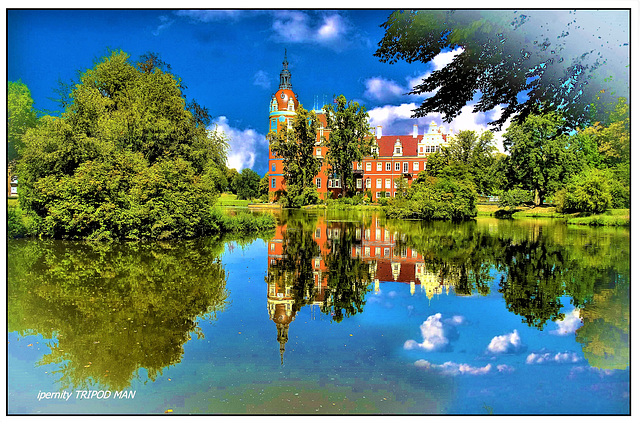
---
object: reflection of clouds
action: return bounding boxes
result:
[415,359,492,376]
[550,309,583,336]
[526,351,581,365]
[569,366,619,378]
[497,364,515,373]
[487,330,526,354]
[404,313,463,351]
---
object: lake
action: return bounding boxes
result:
[7,209,630,414]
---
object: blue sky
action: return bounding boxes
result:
[7,8,631,176]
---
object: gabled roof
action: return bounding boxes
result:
[374,134,447,158]
[377,135,418,157]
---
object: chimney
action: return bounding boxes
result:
[413,124,418,138]
[376,125,382,139]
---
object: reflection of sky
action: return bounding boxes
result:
[8,239,629,414]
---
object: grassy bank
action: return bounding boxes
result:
[476,204,629,226]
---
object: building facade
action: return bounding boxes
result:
[267,52,454,201]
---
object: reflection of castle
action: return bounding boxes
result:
[266,215,454,363]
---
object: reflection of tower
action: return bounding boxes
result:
[267,277,296,365]
[271,302,295,365]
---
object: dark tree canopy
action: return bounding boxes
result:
[375,10,629,130]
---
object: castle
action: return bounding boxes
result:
[267,51,454,201]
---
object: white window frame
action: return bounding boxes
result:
[413,162,419,171]
[356,179,362,189]
[395,162,400,171]
[376,179,382,189]
[403,162,409,173]
[366,162,371,171]
[366,178,371,189]
[377,162,383,171]
[385,179,391,189]
[316,178,322,189]
[386,162,391,171]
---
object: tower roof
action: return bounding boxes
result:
[279,49,292,90]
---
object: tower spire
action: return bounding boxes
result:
[279,49,292,90]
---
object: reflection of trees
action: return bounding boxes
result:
[268,216,374,324]
[268,223,321,315]
[387,218,629,332]
[389,220,495,296]
[8,238,229,391]
[576,276,629,370]
[320,223,374,323]
[498,238,566,330]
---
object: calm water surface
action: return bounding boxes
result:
[7,210,630,414]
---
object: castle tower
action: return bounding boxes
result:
[267,50,300,197]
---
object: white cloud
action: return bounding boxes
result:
[404,313,463,352]
[253,70,271,90]
[550,309,583,336]
[487,330,526,354]
[270,11,356,51]
[367,103,439,134]
[316,14,348,41]
[526,351,582,365]
[210,116,267,171]
[152,15,174,36]
[272,10,312,43]
[363,77,406,102]
[175,10,254,22]
[415,360,492,376]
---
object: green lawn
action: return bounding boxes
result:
[215,193,256,207]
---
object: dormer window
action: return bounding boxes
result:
[393,139,403,156]
[271,99,278,112]
[288,99,295,111]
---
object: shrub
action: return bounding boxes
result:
[279,186,320,208]
[555,169,612,214]
[499,188,533,210]
[385,175,477,221]
[7,205,35,238]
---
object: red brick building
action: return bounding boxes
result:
[267,51,454,201]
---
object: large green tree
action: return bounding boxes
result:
[323,95,375,197]
[16,50,229,239]
[374,10,629,129]
[267,105,322,206]
[445,130,498,195]
[502,112,583,205]
[8,80,38,164]
[235,168,261,200]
